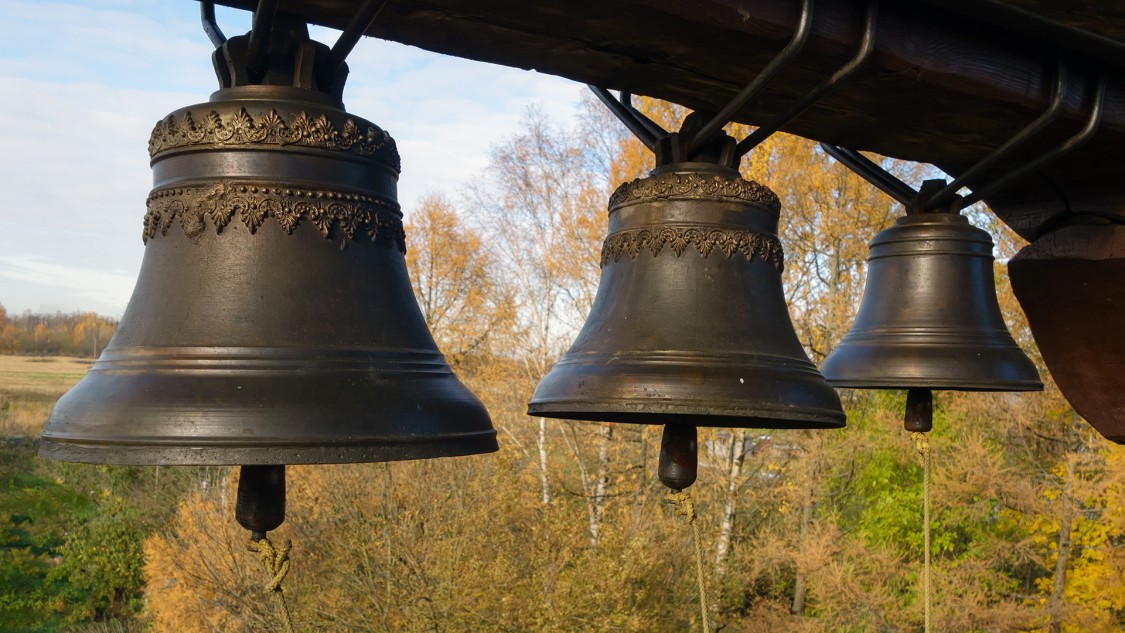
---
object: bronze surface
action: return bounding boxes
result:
[528,162,844,429]
[42,84,496,465]
[820,212,1042,391]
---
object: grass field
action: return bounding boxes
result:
[0,355,90,436]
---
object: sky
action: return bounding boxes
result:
[0,0,583,317]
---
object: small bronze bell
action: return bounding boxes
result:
[42,15,496,471]
[529,160,844,458]
[820,210,1042,395]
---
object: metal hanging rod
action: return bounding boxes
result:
[736,0,877,158]
[621,92,668,142]
[589,86,661,151]
[959,76,1106,208]
[821,67,1106,213]
[200,1,227,49]
[820,143,915,206]
[686,0,816,157]
[320,0,390,86]
[590,0,877,166]
[922,61,1069,210]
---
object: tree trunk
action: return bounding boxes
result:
[792,446,817,616]
[714,430,746,583]
[591,425,613,545]
[537,417,551,506]
[710,430,748,627]
[1048,456,1076,633]
[790,485,815,615]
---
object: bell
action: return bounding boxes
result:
[820,210,1042,393]
[528,162,844,430]
[41,15,496,469]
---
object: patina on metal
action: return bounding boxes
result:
[41,7,496,472]
[536,10,887,487]
[528,158,844,431]
[816,151,1044,434]
[820,208,1043,392]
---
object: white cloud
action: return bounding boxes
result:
[0,255,135,317]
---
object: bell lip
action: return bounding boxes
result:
[820,341,1044,392]
[822,378,1044,392]
[526,403,845,430]
[41,345,498,467]
[37,431,498,466]
[529,350,846,430]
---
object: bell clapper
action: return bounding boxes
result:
[236,465,286,541]
[659,424,699,491]
[904,387,933,433]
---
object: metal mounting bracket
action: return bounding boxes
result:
[199,0,387,96]
[822,64,1105,214]
[589,0,877,168]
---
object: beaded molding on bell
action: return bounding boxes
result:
[147,107,401,171]
[601,172,784,270]
[143,182,406,252]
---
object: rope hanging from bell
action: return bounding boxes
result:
[658,425,712,633]
[906,388,934,633]
[249,535,297,633]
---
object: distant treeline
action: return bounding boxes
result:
[0,303,117,357]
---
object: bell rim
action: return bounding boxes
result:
[38,431,499,466]
[822,377,1043,392]
[42,346,498,467]
[527,402,845,429]
[820,341,1044,392]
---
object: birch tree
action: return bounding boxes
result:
[472,105,605,507]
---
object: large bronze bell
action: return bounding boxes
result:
[529,162,844,431]
[41,16,496,469]
[820,210,1041,392]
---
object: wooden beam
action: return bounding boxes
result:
[214,0,1124,240]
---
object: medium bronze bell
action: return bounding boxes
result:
[528,162,844,430]
[820,211,1041,393]
[41,16,496,469]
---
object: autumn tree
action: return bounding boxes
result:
[470,104,606,512]
[405,194,514,370]
[0,309,117,356]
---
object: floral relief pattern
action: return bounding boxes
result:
[143,182,405,252]
[608,172,781,211]
[601,225,784,271]
[147,108,401,171]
